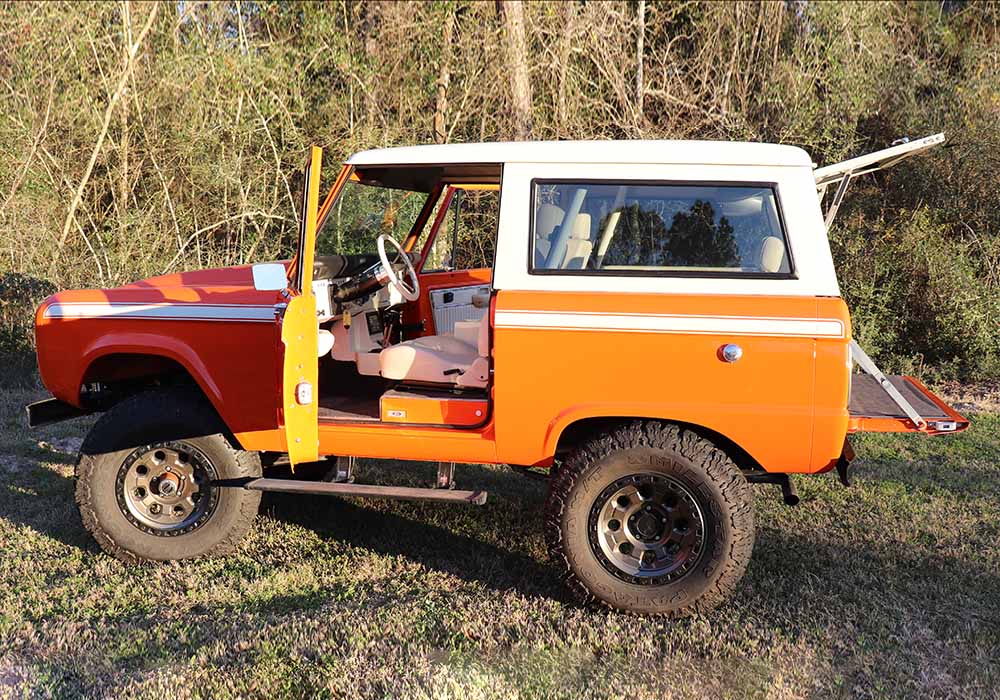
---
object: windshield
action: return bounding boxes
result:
[316,178,429,257]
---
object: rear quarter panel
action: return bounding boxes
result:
[491,160,852,474]
[493,291,849,473]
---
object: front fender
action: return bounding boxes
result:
[80,332,225,408]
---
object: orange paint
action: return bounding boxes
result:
[379,390,488,426]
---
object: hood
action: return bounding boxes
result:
[37,262,291,314]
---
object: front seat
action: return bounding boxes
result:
[378,313,489,388]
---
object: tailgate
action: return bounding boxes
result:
[848,374,969,434]
[847,342,969,435]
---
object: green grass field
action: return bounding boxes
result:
[1,388,997,699]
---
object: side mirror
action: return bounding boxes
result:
[252,263,289,291]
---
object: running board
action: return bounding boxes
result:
[240,478,487,505]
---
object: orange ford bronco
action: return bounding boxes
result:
[30,135,968,615]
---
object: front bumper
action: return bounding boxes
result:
[25,397,91,428]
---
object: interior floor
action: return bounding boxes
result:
[318,393,381,422]
[317,357,388,423]
[317,355,488,425]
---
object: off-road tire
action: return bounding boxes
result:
[75,387,262,563]
[545,421,754,616]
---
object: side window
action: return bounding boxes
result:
[423,188,499,272]
[531,181,791,276]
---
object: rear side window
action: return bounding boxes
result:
[530,181,792,277]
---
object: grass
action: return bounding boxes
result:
[0,387,998,699]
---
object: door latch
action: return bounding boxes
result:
[295,381,313,405]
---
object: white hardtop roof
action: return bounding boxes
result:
[347,139,813,168]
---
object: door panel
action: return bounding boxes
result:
[404,268,492,337]
[282,145,323,466]
[429,284,491,335]
[282,293,319,465]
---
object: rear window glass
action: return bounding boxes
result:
[531,181,791,276]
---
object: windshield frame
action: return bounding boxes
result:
[299,167,442,289]
[290,162,352,293]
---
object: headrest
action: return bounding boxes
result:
[759,236,786,273]
[536,204,565,239]
[570,213,591,240]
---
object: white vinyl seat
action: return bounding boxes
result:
[758,236,787,273]
[561,213,593,269]
[379,314,489,388]
[534,204,565,267]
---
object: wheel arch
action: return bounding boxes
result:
[78,336,228,426]
[548,409,765,474]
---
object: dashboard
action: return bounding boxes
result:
[310,254,410,360]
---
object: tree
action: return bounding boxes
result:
[433,7,456,144]
[498,0,533,140]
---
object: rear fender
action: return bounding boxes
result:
[543,403,767,470]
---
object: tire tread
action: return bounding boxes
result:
[74,388,261,563]
[544,420,754,616]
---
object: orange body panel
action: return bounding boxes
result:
[380,390,488,426]
[811,296,854,471]
[34,266,283,435]
[316,421,497,463]
[492,290,852,474]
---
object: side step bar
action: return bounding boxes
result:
[238,477,487,506]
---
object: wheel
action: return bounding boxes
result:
[75,387,262,563]
[545,421,754,616]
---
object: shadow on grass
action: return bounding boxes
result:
[0,445,98,552]
[256,462,567,605]
[4,449,998,633]
[4,453,1000,699]
[19,518,1000,699]
[0,453,566,604]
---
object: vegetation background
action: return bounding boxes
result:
[1,4,999,698]
[0,0,997,384]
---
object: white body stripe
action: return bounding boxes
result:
[43,302,275,323]
[494,310,845,338]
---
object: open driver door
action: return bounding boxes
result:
[281,146,323,466]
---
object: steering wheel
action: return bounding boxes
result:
[376,234,420,302]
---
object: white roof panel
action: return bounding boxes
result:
[347,140,813,168]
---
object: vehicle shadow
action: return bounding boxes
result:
[18,509,1000,700]
[0,451,566,602]
[6,447,1000,618]
[256,462,567,604]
